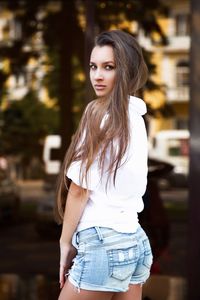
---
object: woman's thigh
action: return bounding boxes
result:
[58,279,114,300]
[111,284,142,300]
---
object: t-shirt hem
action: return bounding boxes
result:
[76,222,140,234]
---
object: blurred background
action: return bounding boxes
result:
[0,0,194,299]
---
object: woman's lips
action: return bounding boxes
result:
[94,85,106,90]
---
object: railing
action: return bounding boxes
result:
[138,34,190,51]
[166,86,189,102]
[166,36,190,51]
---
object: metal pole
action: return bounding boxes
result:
[188,0,200,299]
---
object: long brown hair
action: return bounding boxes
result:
[55,30,148,223]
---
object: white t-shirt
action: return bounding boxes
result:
[66,96,148,233]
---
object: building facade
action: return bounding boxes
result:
[139,0,190,139]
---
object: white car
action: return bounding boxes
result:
[149,130,189,187]
[43,135,61,191]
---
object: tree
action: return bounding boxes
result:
[0,0,85,160]
[1,91,59,178]
[42,1,85,158]
[0,0,169,164]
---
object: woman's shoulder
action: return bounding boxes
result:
[129,95,147,116]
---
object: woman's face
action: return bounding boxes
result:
[90,45,116,98]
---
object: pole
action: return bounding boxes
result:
[188,0,200,299]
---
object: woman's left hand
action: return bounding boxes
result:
[59,242,77,289]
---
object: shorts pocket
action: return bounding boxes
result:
[107,246,138,281]
[143,239,153,268]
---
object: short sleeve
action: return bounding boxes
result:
[66,159,101,190]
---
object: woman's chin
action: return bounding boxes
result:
[95,90,108,98]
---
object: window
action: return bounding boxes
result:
[168,139,189,157]
[176,61,189,87]
[50,148,60,161]
[175,14,190,36]
[176,118,188,130]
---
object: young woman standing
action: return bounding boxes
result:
[56,30,153,300]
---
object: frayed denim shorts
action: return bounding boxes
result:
[67,225,153,292]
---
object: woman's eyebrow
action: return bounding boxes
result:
[90,61,115,64]
[103,61,115,64]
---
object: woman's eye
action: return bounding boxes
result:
[105,65,114,70]
[89,64,96,70]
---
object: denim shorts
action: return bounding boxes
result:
[67,225,153,292]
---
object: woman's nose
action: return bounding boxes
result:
[94,68,103,80]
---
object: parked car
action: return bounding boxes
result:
[141,160,172,268]
[149,130,189,187]
[0,170,20,222]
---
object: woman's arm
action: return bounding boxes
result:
[60,181,89,244]
[59,181,89,288]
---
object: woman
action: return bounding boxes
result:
[55,30,153,300]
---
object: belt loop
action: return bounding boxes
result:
[95,226,104,242]
[76,232,79,245]
[72,231,79,249]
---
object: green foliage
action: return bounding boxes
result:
[42,49,60,101]
[1,91,59,160]
[93,0,168,44]
[0,1,43,88]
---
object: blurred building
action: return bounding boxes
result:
[0,4,52,107]
[140,0,190,139]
